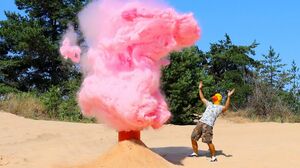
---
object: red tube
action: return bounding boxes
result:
[118,131,141,142]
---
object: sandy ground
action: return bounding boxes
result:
[0,110,300,168]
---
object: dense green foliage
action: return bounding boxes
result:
[1,1,300,124]
[0,0,90,122]
[0,0,86,92]
[162,46,214,124]
[162,41,300,124]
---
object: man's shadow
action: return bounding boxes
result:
[151,146,232,166]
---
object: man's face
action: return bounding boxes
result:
[212,95,219,102]
[212,93,222,104]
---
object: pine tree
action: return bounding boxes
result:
[260,46,286,89]
[0,0,87,92]
[289,60,300,94]
[207,34,259,107]
[287,60,300,113]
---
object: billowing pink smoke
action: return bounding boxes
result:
[60,0,200,131]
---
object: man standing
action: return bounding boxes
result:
[190,81,235,162]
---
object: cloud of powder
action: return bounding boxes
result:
[60,0,200,131]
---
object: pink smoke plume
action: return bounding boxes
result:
[60,0,200,131]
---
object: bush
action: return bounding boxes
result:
[0,92,47,119]
[41,80,95,123]
[41,85,62,118]
[0,83,19,94]
[247,82,295,122]
[57,97,95,123]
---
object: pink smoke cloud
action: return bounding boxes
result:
[60,0,200,131]
[60,26,81,63]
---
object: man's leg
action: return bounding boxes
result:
[207,143,216,157]
[190,122,202,157]
[207,143,217,162]
[202,124,216,161]
[191,139,199,155]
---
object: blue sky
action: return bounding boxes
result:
[166,0,300,68]
[1,0,300,68]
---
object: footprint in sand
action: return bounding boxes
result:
[0,155,9,166]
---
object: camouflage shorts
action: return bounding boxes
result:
[191,121,213,143]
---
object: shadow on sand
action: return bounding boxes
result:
[151,146,232,166]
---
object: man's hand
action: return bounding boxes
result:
[198,81,208,106]
[227,89,235,97]
[199,81,203,90]
[223,89,235,113]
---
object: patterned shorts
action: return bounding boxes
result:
[191,121,213,143]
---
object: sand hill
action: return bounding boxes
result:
[74,140,174,168]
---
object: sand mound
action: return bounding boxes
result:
[2,111,300,168]
[75,140,174,168]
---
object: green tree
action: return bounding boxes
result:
[249,48,295,121]
[287,60,300,113]
[0,0,86,92]
[162,46,214,124]
[260,46,286,89]
[289,60,300,94]
[207,34,259,108]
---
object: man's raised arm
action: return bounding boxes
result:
[199,81,208,106]
[222,89,235,112]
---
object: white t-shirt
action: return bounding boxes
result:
[199,101,224,127]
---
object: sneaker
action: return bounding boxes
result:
[210,156,218,162]
[188,152,199,157]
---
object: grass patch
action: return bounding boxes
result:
[0,93,48,119]
[222,109,300,123]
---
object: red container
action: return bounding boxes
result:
[118,131,141,142]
